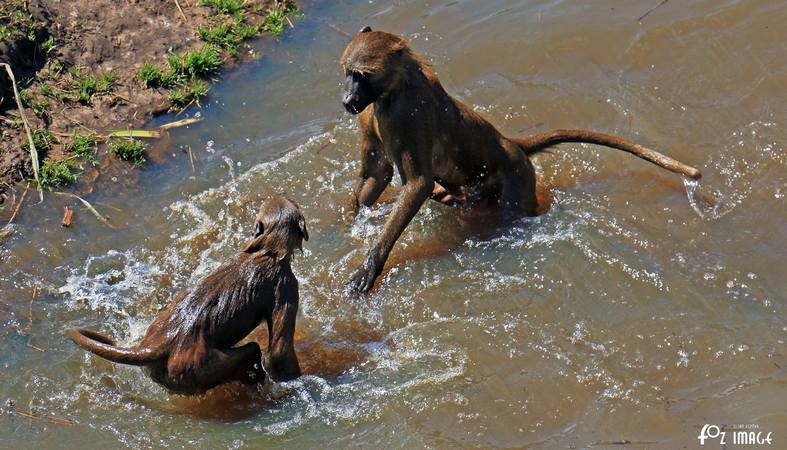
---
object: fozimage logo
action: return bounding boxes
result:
[698,424,773,446]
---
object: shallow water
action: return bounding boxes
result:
[1,0,786,448]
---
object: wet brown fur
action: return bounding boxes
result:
[340,29,701,295]
[69,197,308,395]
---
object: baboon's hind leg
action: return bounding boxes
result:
[165,342,264,394]
[500,155,537,216]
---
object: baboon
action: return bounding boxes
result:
[69,196,308,395]
[340,27,701,295]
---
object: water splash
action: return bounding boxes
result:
[683,177,728,220]
[684,120,784,220]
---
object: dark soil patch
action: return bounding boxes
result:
[0,0,298,207]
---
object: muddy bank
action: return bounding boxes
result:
[0,0,298,205]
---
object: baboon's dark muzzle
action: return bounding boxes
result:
[343,95,363,114]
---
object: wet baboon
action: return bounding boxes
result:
[340,27,701,295]
[69,197,308,395]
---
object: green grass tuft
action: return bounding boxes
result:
[66,131,97,160]
[166,54,186,78]
[30,97,49,116]
[40,36,55,53]
[197,0,264,54]
[138,63,163,87]
[236,22,259,40]
[39,83,54,97]
[198,22,239,53]
[169,89,189,107]
[0,1,45,44]
[167,45,222,79]
[170,79,211,107]
[190,79,211,98]
[262,2,300,37]
[70,70,115,105]
[197,21,254,54]
[138,63,179,88]
[140,0,302,112]
[19,87,32,102]
[198,0,245,15]
[109,138,146,167]
[182,45,223,78]
[39,159,78,189]
[261,4,287,37]
[25,128,55,153]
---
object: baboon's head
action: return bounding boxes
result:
[339,27,424,114]
[243,196,308,260]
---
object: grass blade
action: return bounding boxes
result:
[159,117,202,130]
[108,129,161,138]
[1,63,43,202]
[52,192,116,228]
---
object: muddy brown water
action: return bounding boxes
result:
[1,0,786,448]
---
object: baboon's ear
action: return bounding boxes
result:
[392,41,405,56]
[359,26,372,33]
[298,216,309,241]
[245,219,265,252]
[243,235,265,253]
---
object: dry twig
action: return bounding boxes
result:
[174,0,188,22]
[188,145,196,172]
[96,202,123,213]
[0,64,42,202]
[62,206,75,227]
[326,22,351,37]
[160,117,202,130]
[638,0,669,22]
[52,192,115,228]
[20,286,36,336]
[13,410,77,427]
[175,98,196,116]
[7,182,28,225]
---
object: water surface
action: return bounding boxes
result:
[1,0,785,448]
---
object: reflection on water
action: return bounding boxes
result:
[1,0,785,448]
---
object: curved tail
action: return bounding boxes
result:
[68,328,164,366]
[511,129,701,179]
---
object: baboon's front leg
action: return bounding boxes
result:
[350,143,393,215]
[265,296,301,381]
[346,176,434,296]
[350,112,392,215]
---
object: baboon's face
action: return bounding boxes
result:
[340,26,404,114]
[342,69,379,114]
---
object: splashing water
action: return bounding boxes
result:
[1,1,785,448]
[683,177,727,220]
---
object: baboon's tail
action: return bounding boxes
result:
[511,129,701,179]
[68,328,164,366]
